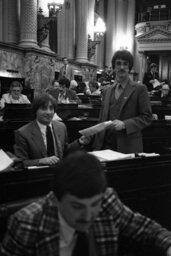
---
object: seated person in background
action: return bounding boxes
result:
[160,83,171,101]
[0,81,30,109]
[1,150,171,256]
[89,81,101,95]
[69,79,78,92]
[143,63,159,91]
[49,77,80,104]
[46,80,60,92]
[14,94,88,167]
[101,65,110,81]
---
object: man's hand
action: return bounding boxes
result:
[38,156,60,166]
[78,135,92,146]
[166,246,171,256]
[111,120,125,131]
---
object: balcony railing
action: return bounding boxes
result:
[138,8,171,23]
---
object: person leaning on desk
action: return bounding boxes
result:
[1,150,171,256]
[13,93,88,167]
[0,80,30,109]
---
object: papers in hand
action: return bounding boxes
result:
[0,149,14,171]
[89,149,134,162]
[79,121,112,137]
[152,79,165,89]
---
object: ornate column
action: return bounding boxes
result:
[66,0,75,59]
[2,0,19,43]
[126,0,135,53]
[95,0,105,68]
[88,0,95,64]
[0,0,3,41]
[105,0,116,66]
[115,0,127,50]
[19,0,38,48]
[38,0,52,52]
[76,0,89,63]
[57,0,75,58]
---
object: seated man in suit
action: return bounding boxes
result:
[49,77,81,104]
[14,93,88,167]
[58,57,74,81]
[1,150,171,256]
[0,81,30,109]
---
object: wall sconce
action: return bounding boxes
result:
[37,0,64,44]
[48,0,64,17]
[88,35,100,60]
[88,17,106,60]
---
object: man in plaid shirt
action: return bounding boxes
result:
[1,151,171,256]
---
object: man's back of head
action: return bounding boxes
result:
[53,150,107,200]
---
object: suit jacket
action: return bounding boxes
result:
[14,119,79,166]
[58,64,74,81]
[93,79,152,153]
[1,188,171,256]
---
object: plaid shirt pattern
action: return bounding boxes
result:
[1,189,171,256]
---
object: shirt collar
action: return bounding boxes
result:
[58,210,75,246]
[114,77,130,89]
[36,120,52,133]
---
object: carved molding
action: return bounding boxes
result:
[135,21,171,51]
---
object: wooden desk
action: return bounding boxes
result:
[1,155,171,255]
[1,155,171,230]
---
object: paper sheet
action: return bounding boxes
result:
[79,121,112,137]
[0,149,14,171]
[89,149,134,162]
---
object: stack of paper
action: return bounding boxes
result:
[89,149,134,162]
[79,121,112,137]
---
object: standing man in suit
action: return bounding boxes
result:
[14,94,87,167]
[58,57,74,81]
[1,150,171,256]
[92,50,152,153]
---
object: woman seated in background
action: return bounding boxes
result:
[89,81,101,95]
[0,81,30,109]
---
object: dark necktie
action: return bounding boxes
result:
[115,84,123,100]
[72,232,89,256]
[64,65,67,75]
[46,125,55,156]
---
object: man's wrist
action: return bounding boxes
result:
[78,138,84,148]
[122,122,126,130]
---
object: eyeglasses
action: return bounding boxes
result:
[115,60,129,67]
[12,89,21,92]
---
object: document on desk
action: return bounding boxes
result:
[79,121,112,137]
[0,149,14,171]
[89,149,134,162]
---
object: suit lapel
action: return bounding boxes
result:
[52,122,63,159]
[31,121,47,157]
[100,86,113,122]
